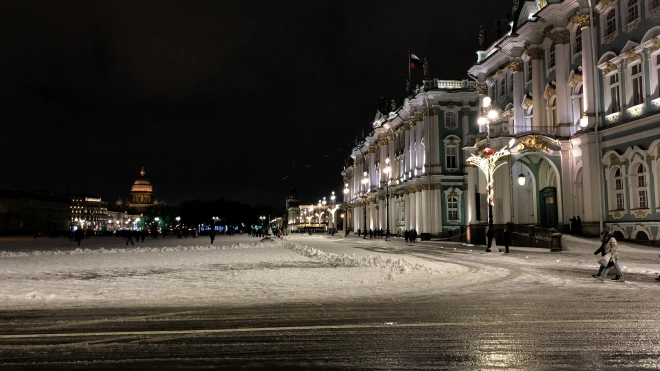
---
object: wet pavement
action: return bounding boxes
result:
[1,291,660,370]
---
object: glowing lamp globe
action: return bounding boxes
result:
[483,147,494,158]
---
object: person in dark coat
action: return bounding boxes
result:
[126,230,134,246]
[404,230,409,243]
[369,229,373,239]
[592,233,608,278]
[209,229,216,244]
[502,227,511,253]
[74,229,84,246]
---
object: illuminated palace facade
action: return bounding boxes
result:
[342,0,660,241]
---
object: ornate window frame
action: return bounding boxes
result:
[629,161,650,210]
[602,151,629,218]
[647,0,660,18]
[445,111,457,130]
[647,139,660,211]
[524,56,533,86]
[623,0,641,32]
[627,57,646,108]
[601,6,619,44]
[444,187,463,225]
[443,135,461,172]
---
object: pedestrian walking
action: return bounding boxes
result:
[209,229,216,245]
[404,230,409,243]
[502,227,511,253]
[592,234,609,278]
[74,228,84,246]
[369,229,373,239]
[126,230,134,246]
[596,231,625,282]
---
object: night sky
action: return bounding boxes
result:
[1,0,512,212]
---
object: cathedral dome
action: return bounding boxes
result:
[131,167,153,193]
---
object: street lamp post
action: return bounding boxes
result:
[466,96,510,252]
[383,157,391,241]
[361,171,369,239]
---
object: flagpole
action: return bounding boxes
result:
[408,51,411,95]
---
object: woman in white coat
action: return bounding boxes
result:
[597,231,625,282]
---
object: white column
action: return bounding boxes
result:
[421,188,430,233]
[379,140,387,188]
[573,14,596,127]
[379,197,385,229]
[577,133,601,223]
[466,162,477,225]
[510,60,525,134]
[527,48,544,130]
[415,120,424,175]
[410,191,417,230]
[404,193,410,230]
[427,109,441,174]
[404,126,411,176]
[368,151,376,191]
[551,30,572,137]
[409,124,416,175]
[560,145,573,227]
[494,158,512,224]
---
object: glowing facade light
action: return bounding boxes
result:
[518,173,526,186]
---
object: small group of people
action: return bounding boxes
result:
[404,229,418,243]
[569,216,583,234]
[358,228,385,239]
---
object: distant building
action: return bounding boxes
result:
[285,185,338,232]
[70,196,108,231]
[115,167,166,212]
[0,185,70,235]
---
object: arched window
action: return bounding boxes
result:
[628,0,639,23]
[444,137,458,170]
[606,9,616,36]
[445,112,457,130]
[444,187,464,224]
[632,163,649,209]
[615,168,624,210]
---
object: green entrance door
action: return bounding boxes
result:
[539,187,558,229]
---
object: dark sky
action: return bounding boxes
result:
[0,0,512,212]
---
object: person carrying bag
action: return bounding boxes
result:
[596,231,625,282]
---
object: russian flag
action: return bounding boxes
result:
[410,53,423,69]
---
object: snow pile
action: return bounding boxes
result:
[280,239,436,276]
[0,242,271,258]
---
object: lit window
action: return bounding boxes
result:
[610,73,621,113]
[631,63,644,106]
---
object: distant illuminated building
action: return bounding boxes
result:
[115,167,166,212]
